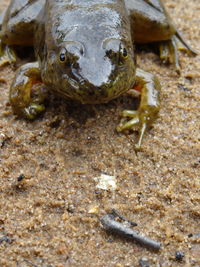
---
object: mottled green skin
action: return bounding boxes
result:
[0,0,195,148]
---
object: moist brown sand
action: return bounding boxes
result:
[0,0,199,266]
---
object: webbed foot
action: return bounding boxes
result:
[117,68,161,150]
[9,62,47,119]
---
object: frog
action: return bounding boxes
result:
[0,0,196,150]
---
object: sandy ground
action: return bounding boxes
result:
[0,0,199,266]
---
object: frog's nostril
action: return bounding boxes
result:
[64,41,85,57]
[88,90,95,96]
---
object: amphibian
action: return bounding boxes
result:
[0,0,195,149]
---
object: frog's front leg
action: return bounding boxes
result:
[9,62,47,119]
[0,0,45,66]
[117,68,161,150]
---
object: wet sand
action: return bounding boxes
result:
[0,0,199,266]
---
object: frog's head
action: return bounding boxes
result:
[44,38,136,104]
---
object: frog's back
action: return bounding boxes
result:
[44,0,132,49]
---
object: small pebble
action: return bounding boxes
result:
[175,251,185,261]
[0,236,11,244]
[139,257,150,267]
[17,174,25,182]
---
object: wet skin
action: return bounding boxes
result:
[0,0,196,149]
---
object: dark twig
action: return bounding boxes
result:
[100,214,161,251]
[188,233,200,238]
[111,209,137,227]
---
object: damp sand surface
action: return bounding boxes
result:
[0,1,199,266]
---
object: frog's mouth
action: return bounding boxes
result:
[58,67,135,104]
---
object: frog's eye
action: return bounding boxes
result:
[59,48,68,63]
[122,47,128,58]
[60,53,66,62]
[119,45,128,59]
[118,45,128,64]
[106,49,115,57]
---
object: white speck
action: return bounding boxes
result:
[94,174,117,191]
[88,206,99,214]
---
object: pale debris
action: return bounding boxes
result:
[88,206,99,214]
[94,174,117,191]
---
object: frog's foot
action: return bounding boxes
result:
[117,108,158,151]
[159,30,197,73]
[0,40,16,67]
[116,68,161,150]
[10,62,47,119]
[21,103,45,120]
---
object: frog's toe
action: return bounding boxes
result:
[121,109,138,118]
[23,104,45,120]
[159,37,180,73]
[116,110,139,132]
[0,41,16,67]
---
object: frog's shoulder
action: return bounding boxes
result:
[2,0,45,27]
[1,0,45,46]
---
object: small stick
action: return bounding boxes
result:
[188,233,200,238]
[111,209,137,227]
[100,214,161,251]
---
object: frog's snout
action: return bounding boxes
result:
[57,41,135,104]
[68,58,114,103]
[74,57,112,87]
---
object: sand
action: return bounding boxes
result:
[0,0,199,266]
